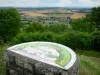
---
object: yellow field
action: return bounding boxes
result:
[71,13,86,19]
[21,11,47,17]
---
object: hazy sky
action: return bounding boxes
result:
[0,0,100,7]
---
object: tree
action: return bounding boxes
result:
[25,22,44,32]
[91,31,100,51]
[47,24,68,33]
[87,7,100,30]
[0,8,21,42]
[72,17,95,32]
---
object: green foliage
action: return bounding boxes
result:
[0,37,4,45]
[11,31,56,44]
[87,7,100,30]
[91,31,100,51]
[59,31,92,50]
[24,22,44,32]
[72,18,95,32]
[39,31,55,42]
[0,8,21,42]
[45,24,69,33]
[24,23,69,33]
[12,31,92,50]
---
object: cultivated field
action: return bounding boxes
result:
[20,10,86,19]
[71,13,86,19]
[21,11,47,17]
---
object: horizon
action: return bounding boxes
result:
[0,0,100,8]
[0,6,94,9]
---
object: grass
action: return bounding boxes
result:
[0,45,100,75]
[0,44,9,75]
[76,50,100,58]
[0,45,6,75]
[77,50,100,75]
[79,55,100,75]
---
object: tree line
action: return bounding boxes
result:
[0,7,100,51]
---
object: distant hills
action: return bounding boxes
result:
[0,7,92,10]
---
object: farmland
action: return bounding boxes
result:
[20,9,86,19]
[71,13,86,19]
[20,11,47,17]
[19,8,88,25]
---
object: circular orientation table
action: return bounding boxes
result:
[5,42,79,75]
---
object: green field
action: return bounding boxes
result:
[0,45,100,75]
[0,45,7,75]
[79,55,100,75]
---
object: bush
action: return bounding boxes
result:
[91,31,100,51]
[11,31,56,44]
[12,31,92,50]
[59,31,92,50]
[24,22,45,32]
[45,24,69,33]
[72,18,95,33]
[39,31,56,42]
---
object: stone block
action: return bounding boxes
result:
[5,42,79,75]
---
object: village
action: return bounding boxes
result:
[19,8,88,25]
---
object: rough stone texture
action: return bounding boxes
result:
[4,42,79,75]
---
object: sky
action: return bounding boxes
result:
[0,0,100,7]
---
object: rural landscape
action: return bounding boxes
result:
[0,1,100,75]
[19,7,87,25]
